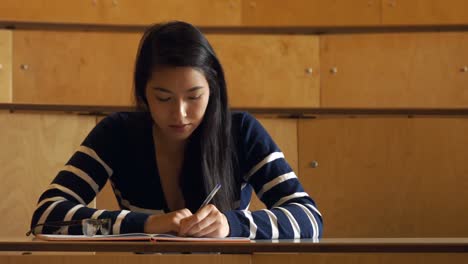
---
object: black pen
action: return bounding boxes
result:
[198,183,221,211]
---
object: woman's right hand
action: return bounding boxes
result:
[144,208,192,234]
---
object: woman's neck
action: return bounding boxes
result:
[153,125,186,156]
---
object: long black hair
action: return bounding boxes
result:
[134,21,239,212]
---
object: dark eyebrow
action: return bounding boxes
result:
[152,86,204,94]
[186,86,204,92]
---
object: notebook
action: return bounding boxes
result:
[35,233,250,242]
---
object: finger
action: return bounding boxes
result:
[179,215,198,236]
[197,211,229,238]
[193,224,218,237]
[178,208,193,218]
[173,210,190,227]
[169,209,193,234]
[179,205,215,235]
[179,205,213,234]
[202,226,225,238]
[179,213,211,236]
[185,211,217,236]
[192,215,220,237]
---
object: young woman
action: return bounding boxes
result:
[30,21,323,239]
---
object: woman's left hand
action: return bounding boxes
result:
[178,204,230,238]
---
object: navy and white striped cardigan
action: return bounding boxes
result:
[31,111,323,239]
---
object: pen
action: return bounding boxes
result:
[198,183,221,211]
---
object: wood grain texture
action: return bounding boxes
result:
[3,237,468,253]
[12,30,319,108]
[382,0,468,25]
[0,112,95,238]
[2,253,468,263]
[320,32,468,108]
[253,253,468,264]
[12,30,140,106]
[241,0,381,26]
[298,117,468,237]
[0,0,241,26]
[210,34,320,108]
[0,254,249,264]
[0,30,12,103]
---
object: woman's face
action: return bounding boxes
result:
[145,66,210,142]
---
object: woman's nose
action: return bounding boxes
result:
[172,99,188,119]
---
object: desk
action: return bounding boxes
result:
[1,238,468,264]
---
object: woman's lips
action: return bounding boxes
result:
[169,124,190,133]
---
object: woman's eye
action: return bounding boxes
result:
[156,97,171,102]
[189,94,203,100]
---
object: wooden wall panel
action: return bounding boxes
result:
[320,32,468,108]
[210,35,320,108]
[242,0,381,26]
[12,30,140,106]
[4,0,468,28]
[0,112,95,238]
[12,31,318,108]
[0,0,241,26]
[382,0,468,25]
[0,30,12,103]
[298,117,468,237]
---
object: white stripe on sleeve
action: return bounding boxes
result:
[262,209,279,239]
[305,203,322,217]
[77,145,113,177]
[62,165,100,193]
[244,152,284,181]
[47,183,86,205]
[62,204,85,234]
[36,197,67,209]
[36,200,66,234]
[290,202,319,239]
[276,207,300,239]
[241,182,247,190]
[272,192,309,208]
[113,210,131,235]
[257,172,297,199]
[242,210,258,239]
[91,209,106,219]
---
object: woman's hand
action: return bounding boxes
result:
[144,208,192,234]
[178,204,230,238]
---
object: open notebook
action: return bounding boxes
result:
[35,233,250,242]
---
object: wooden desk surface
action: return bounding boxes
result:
[1,237,468,253]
